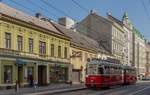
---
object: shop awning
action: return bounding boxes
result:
[16,59,27,65]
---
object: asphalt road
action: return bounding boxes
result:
[51,81,150,95]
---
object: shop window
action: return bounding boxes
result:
[5,32,11,49]
[4,65,12,83]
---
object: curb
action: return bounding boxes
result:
[24,87,86,95]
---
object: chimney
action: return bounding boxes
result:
[58,17,75,29]
[35,13,42,19]
[107,11,112,16]
[90,9,97,14]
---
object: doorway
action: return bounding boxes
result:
[18,66,23,86]
[38,65,47,86]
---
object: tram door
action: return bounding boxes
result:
[124,69,127,83]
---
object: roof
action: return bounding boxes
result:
[0,3,67,37]
[107,14,123,26]
[122,11,128,19]
[52,22,101,52]
[133,27,144,39]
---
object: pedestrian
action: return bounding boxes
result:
[15,80,19,92]
[29,75,33,87]
[34,80,38,89]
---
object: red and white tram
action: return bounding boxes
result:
[85,59,137,89]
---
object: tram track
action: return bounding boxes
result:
[51,81,150,95]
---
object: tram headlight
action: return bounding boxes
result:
[86,75,89,77]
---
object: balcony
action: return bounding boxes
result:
[0,48,70,63]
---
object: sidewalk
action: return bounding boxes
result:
[0,83,85,95]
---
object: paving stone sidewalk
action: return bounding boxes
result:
[0,83,85,95]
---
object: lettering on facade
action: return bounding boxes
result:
[71,50,82,58]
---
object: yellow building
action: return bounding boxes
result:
[52,23,100,83]
[0,3,71,88]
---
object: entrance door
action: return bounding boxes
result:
[38,66,47,86]
[18,66,23,86]
[72,70,80,83]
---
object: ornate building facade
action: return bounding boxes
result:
[0,3,71,88]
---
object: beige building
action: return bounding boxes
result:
[52,21,110,83]
[108,12,134,66]
[122,12,134,66]
[145,42,150,77]
[76,11,124,64]
[133,28,146,78]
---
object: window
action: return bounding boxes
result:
[98,67,104,75]
[4,65,12,83]
[51,44,54,57]
[17,35,23,51]
[39,41,46,54]
[29,38,33,53]
[85,53,88,61]
[5,33,11,49]
[80,52,83,61]
[64,47,67,58]
[58,46,61,57]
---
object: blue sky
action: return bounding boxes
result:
[1,0,150,40]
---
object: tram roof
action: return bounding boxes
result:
[87,60,122,67]
[87,59,136,69]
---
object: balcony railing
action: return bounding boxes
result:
[0,48,70,63]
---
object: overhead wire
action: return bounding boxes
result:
[7,0,111,53]
[27,0,58,18]
[9,0,36,13]
[140,0,150,21]
[41,0,111,52]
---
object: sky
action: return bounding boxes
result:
[1,0,150,40]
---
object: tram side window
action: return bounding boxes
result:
[98,67,104,75]
[110,67,114,74]
[105,66,109,74]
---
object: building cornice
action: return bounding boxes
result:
[71,43,97,54]
[0,13,70,41]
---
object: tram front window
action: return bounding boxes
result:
[98,67,104,75]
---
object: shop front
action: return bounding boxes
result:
[49,64,69,83]
[0,58,37,88]
[38,65,47,86]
